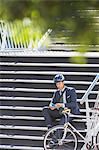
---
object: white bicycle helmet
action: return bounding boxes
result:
[53,74,65,83]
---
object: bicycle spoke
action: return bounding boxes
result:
[52,143,75,150]
[64,138,76,143]
[44,125,77,150]
[63,143,75,149]
[66,132,73,139]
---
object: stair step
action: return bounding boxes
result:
[0,87,98,94]
[0,134,43,140]
[0,51,99,58]
[0,145,44,150]
[0,54,98,148]
[0,62,99,67]
[0,71,98,76]
[0,79,97,85]
[0,105,86,113]
[0,96,97,103]
[0,125,87,133]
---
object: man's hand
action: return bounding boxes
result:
[55,103,64,108]
[49,106,56,110]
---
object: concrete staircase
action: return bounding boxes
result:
[0,50,99,149]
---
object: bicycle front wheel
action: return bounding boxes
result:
[44,125,77,150]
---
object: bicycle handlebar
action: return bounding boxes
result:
[62,108,71,114]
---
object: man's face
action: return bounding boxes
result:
[56,81,65,90]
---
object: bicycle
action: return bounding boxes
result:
[44,74,99,150]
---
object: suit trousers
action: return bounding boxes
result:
[43,106,69,129]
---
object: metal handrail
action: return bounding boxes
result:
[0,21,52,50]
[80,74,99,105]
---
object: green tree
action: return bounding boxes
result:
[0,0,99,63]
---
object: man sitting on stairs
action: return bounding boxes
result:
[43,73,80,130]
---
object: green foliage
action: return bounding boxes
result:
[0,0,99,63]
[7,19,44,48]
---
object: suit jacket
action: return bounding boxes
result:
[50,86,80,114]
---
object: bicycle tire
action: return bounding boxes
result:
[44,125,77,150]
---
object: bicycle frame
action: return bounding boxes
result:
[81,74,99,146]
[44,74,99,150]
[64,74,99,149]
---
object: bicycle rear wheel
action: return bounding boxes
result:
[44,125,77,150]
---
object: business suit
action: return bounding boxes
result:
[43,86,80,128]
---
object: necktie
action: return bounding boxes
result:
[59,90,64,115]
[60,91,63,103]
